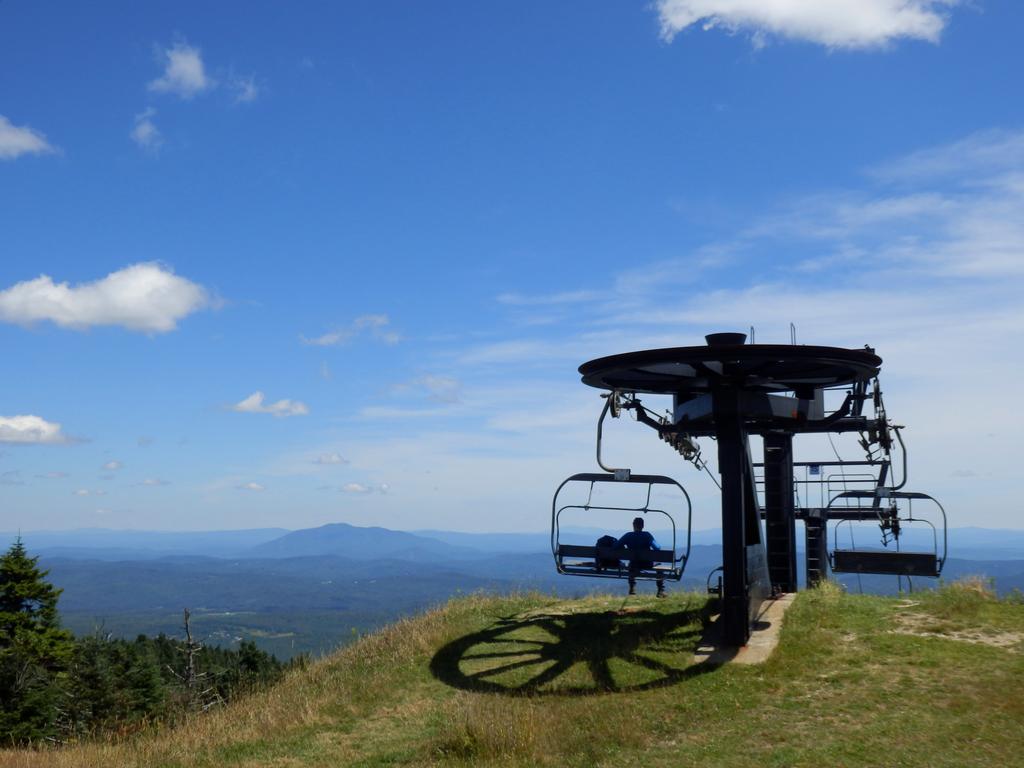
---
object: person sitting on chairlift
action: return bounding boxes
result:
[616,517,665,598]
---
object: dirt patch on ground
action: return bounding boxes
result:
[891,610,1024,651]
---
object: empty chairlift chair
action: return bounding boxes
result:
[827,490,947,578]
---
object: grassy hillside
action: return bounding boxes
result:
[4,581,1023,767]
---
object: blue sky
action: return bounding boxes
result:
[1,1,1022,532]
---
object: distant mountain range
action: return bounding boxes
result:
[5,527,288,559]
[4,523,1023,659]
[247,523,483,561]
[10,524,1024,561]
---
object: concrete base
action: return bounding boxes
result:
[694,592,795,666]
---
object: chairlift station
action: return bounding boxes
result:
[552,332,946,648]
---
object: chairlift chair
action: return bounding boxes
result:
[551,472,692,581]
[827,490,947,578]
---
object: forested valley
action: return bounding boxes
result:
[0,539,296,745]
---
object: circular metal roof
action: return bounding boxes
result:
[579,343,882,395]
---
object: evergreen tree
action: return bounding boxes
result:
[0,538,75,743]
[63,633,167,736]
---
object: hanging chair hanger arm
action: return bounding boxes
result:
[596,393,630,479]
[891,426,909,491]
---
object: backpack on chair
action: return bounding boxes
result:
[595,535,621,571]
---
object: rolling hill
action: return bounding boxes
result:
[244,522,482,561]
[3,582,1022,767]
[8,522,1024,660]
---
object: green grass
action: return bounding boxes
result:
[5,580,1024,767]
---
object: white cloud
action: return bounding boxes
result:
[130,108,162,150]
[102,460,123,471]
[314,452,349,465]
[231,391,309,418]
[655,0,960,49]
[301,314,400,346]
[392,374,462,404]
[870,129,1024,183]
[733,142,1024,281]
[231,75,259,104]
[0,115,57,160]
[148,42,214,99]
[304,329,347,346]
[237,482,265,492]
[356,406,450,420]
[458,339,578,366]
[74,488,106,497]
[496,290,601,306]
[419,375,461,403]
[37,471,69,479]
[317,428,622,531]
[141,478,169,486]
[340,482,390,494]
[0,262,209,333]
[0,415,67,445]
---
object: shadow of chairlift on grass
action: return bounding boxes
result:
[430,598,731,696]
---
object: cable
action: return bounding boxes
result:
[828,431,862,594]
[631,392,722,490]
[699,459,722,490]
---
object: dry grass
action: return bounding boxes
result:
[3,581,1024,768]
[430,691,647,764]
[923,575,998,617]
[0,592,500,768]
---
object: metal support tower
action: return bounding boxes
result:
[576,333,882,647]
[763,432,798,593]
[711,388,772,644]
